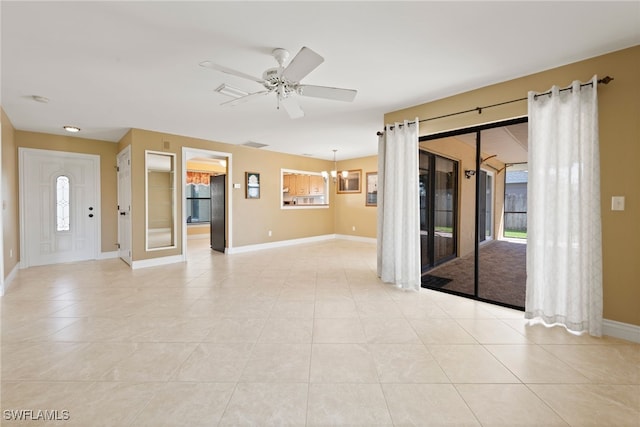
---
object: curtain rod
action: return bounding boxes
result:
[376,75,614,136]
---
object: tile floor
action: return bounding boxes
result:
[2,239,639,426]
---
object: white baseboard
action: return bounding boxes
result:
[131,254,185,269]
[98,251,119,260]
[226,234,336,254]
[603,319,640,343]
[1,263,20,296]
[335,234,377,244]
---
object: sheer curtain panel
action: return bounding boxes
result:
[526,76,603,336]
[377,119,421,291]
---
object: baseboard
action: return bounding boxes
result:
[131,254,185,269]
[603,319,640,343]
[1,263,20,296]
[226,234,336,254]
[335,234,377,244]
[98,251,119,260]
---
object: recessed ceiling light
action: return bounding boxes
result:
[63,126,81,133]
[32,95,49,103]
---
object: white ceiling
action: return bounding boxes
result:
[2,2,639,160]
[453,122,528,164]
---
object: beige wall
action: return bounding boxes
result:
[127,128,337,261]
[334,155,378,238]
[386,45,640,327]
[2,109,19,278]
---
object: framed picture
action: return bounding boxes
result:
[366,172,378,206]
[246,172,260,199]
[337,169,362,194]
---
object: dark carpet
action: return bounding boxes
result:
[422,240,526,308]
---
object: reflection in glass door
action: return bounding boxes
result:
[478,170,494,242]
[420,150,457,272]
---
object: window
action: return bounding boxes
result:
[56,175,70,231]
[186,172,211,223]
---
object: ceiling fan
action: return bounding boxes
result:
[200,46,357,119]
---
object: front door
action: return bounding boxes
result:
[20,148,100,267]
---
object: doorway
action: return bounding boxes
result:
[19,148,100,267]
[182,147,231,255]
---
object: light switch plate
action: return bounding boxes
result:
[611,196,625,211]
[233,183,241,189]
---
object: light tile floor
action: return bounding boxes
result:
[2,239,639,426]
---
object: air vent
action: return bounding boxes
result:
[242,141,269,149]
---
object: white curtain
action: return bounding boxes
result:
[377,119,421,291]
[526,76,603,336]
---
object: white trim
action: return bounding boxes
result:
[603,319,640,343]
[131,254,184,269]
[98,251,119,260]
[335,234,377,244]
[226,234,336,254]
[0,263,20,296]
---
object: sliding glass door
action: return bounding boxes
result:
[419,118,528,310]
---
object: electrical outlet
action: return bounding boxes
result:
[9,249,13,258]
[268,230,272,237]
[352,226,356,231]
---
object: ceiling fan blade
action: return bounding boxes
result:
[220,91,270,107]
[297,85,357,102]
[280,96,305,119]
[199,61,265,84]
[282,47,324,83]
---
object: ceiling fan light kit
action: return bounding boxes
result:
[215,83,249,99]
[200,46,357,119]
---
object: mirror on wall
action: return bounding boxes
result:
[281,169,329,208]
[146,151,177,250]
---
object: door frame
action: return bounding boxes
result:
[18,147,101,268]
[181,147,233,257]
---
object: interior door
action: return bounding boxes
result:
[20,148,99,267]
[210,174,226,253]
[117,147,132,264]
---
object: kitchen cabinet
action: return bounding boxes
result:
[294,174,309,195]
[309,175,325,195]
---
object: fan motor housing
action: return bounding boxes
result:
[262,68,281,83]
